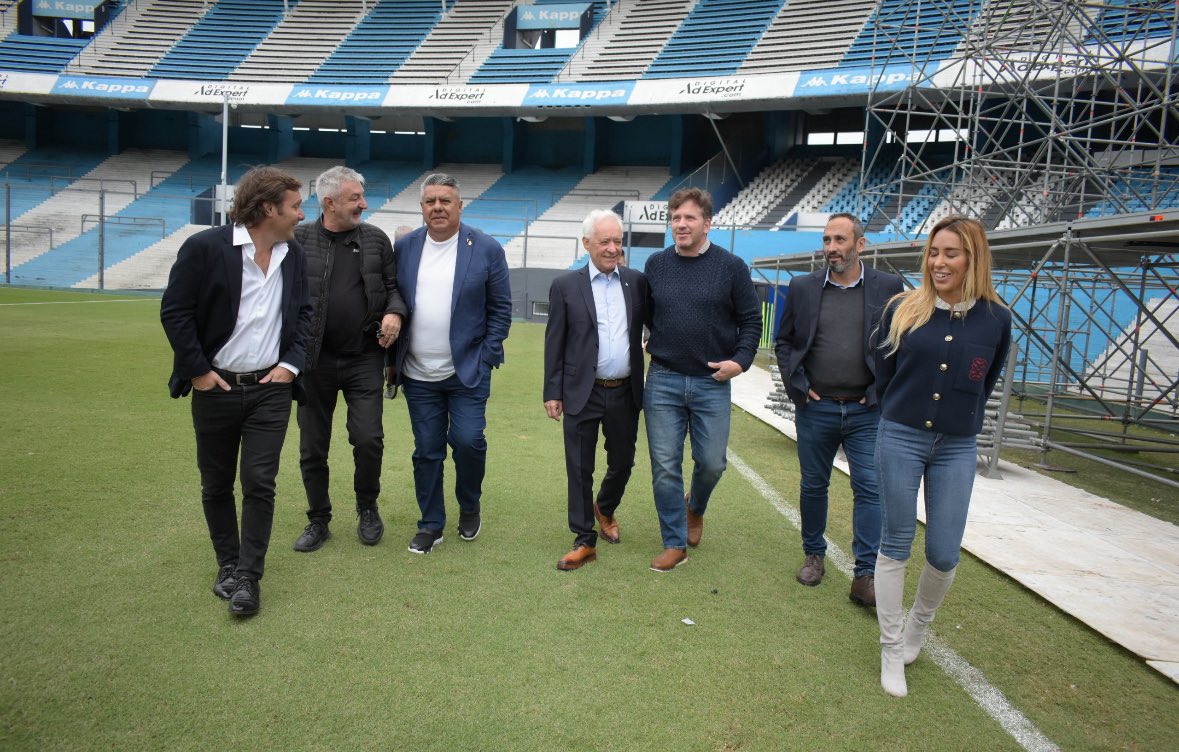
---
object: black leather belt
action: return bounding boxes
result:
[594,376,629,388]
[822,394,865,403]
[214,365,275,386]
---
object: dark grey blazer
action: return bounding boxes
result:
[773,264,904,409]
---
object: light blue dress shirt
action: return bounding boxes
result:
[589,263,630,380]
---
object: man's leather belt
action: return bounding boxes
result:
[214,365,275,386]
[822,394,865,403]
[594,377,629,388]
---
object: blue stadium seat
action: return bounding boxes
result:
[149,0,288,80]
[645,0,785,79]
[0,35,88,73]
[841,0,982,67]
[308,0,451,84]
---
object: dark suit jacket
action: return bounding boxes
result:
[390,222,512,388]
[774,264,904,409]
[160,224,313,401]
[543,264,647,415]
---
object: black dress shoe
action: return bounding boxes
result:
[213,564,237,600]
[229,577,260,617]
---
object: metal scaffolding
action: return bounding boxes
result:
[857,0,1179,236]
[793,1,1179,488]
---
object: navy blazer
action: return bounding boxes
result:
[543,264,647,415]
[160,224,313,401]
[773,264,904,409]
[390,223,512,388]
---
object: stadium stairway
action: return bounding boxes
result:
[563,0,693,82]
[501,165,671,269]
[9,150,204,288]
[233,0,367,83]
[390,0,513,84]
[463,165,586,248]
[644,0,786,79]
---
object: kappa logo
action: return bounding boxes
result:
[530,87,627,101]
[800,71,915,88]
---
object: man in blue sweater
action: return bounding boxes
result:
[643,188,762,572]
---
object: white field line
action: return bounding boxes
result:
[0,299,156,306]
[728,450,1060,752]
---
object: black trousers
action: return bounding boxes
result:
[191,381,292,581]
[563,382,640,548]
[297,350,385,524]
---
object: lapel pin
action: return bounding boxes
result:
[466,238,473,246]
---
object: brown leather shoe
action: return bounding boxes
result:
[797,553,825,586]
[849,573,876,607]
[649,548,688,572]
[685,495,703,548]
[557,544,597,571]
[594,502,620,544]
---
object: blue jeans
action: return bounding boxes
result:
[644,363,732,550]
[876,418,978,571]
[795,398,882,577]
[402,371,491,533]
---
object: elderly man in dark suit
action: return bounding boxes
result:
[389,173,512,555]
[774,212,904,607]
[543,209,648,571]
[161,166,312,617]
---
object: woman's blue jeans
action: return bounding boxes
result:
[876,418,978,571]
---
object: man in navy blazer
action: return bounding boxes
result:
[390,173,512,554]
[160,166,312,617]
[774,213,904,607]
[543,210,648,571]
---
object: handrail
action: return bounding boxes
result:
[50,176,138,198]
[81,214,166,239]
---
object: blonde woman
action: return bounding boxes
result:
[872,216,1012,697]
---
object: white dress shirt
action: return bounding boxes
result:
[212,224,297,375]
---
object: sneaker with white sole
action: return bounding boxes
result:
[408,529,443,554]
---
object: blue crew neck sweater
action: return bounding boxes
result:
[643,244,763,377]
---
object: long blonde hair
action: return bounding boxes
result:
[880,215,1004,356]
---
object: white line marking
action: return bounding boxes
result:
[728,450,1059,752]
[0,299,155,307]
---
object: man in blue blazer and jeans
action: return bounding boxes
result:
[390,173,512,554]
[774,213,904,607]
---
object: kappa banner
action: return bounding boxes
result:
[53,75,155,100]
[516,3,589,30]
[33,0,102,20]
[523,82,633,107]
[286,84,388,106]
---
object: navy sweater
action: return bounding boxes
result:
[875,301,1012,436]
[644,244,763,377]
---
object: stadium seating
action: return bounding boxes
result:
[644,0,786,79]
[234,0,369,83]
[740,0,876,73]
[391,0,514,84]
[468,0,608,84]
[308,0,451,84]
[1086,0,1175,44]
[563,0,692,82]
[0,35,88,73]
[841,0,983,67]
[70,0,204,78]
[148,0,287,80]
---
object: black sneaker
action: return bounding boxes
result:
[357,508,384,546]
[408,529,443,554]
[457,510,481,541]
[293,521,330,552]
[228,577,260,617]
